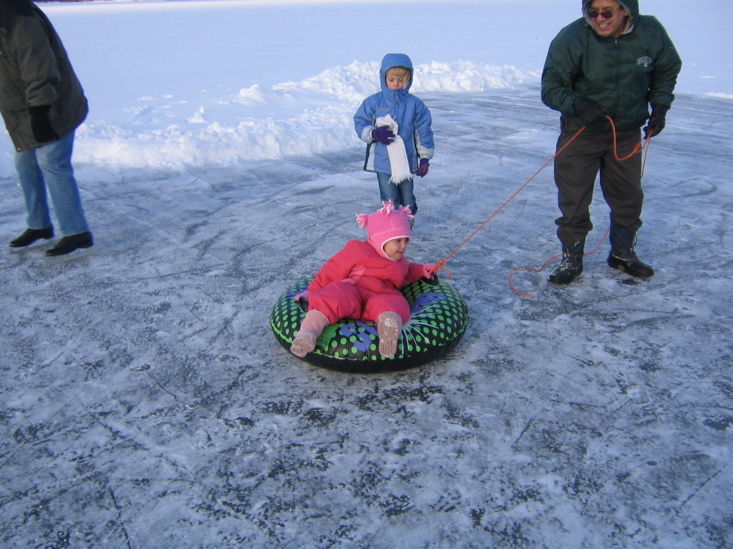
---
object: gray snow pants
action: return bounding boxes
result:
[553,117,644,252]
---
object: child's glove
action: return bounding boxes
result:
[421,264,439,284]
[372,126,395,145]
[294,290,311,302]
[644,105,669,138]
[416,158,430,177]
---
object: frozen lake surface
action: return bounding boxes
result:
[1,86,732,547]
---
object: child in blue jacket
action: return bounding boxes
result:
[354,53,434,221]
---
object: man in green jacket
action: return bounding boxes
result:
[541,0,681,284]
[1,0,93,256]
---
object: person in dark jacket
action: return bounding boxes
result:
[1,0,93,256]
[541,0,681,284]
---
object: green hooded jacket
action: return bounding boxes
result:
[541,0,682,132]
[0,1,88,151]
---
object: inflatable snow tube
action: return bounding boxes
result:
[270,277,469,373]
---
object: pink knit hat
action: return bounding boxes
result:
[356,201,413,259]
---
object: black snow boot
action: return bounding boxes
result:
[548,252,583,284]
[548,240,585,285]
[608,248,654,278]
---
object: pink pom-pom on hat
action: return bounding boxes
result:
[356,201,413,259]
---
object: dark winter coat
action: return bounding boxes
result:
[0,0,88,151]
[354,53,434,174]
[541,0,682,132]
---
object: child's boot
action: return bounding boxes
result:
[290,310,330,357]
[377,311,403,358]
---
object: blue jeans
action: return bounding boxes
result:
[376,171,417,214]
[14,131,90,236]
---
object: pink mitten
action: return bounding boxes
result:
[422,264,439,284]
[294,290,312,302]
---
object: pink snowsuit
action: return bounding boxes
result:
[305,239,430,325]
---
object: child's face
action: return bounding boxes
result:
[383,237,409,260]
[385,70,409,90]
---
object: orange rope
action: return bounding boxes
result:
[430,125,588,279]
[607,115,643,161]
[430,116,653,298]
[607,115,653,175]
[509,226,610,299]
[640,127,653,178]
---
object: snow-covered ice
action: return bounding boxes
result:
[1,1,731,547]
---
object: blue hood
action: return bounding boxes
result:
[379,53,414,94]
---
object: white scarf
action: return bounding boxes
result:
[375,114,412,184]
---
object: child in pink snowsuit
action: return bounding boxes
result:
[290,201,434,359]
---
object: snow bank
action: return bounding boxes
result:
[0,60,535,176]
[64,61,536,171]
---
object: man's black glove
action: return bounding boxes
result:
[29,105,59,143]
[644,105,669,138]
[573,98,608,127]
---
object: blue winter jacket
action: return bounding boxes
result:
[354,53,434,175]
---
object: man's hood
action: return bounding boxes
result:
[582,0,639,26]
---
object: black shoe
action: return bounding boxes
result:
[45,231,94,257]
[548,253,583,285]
[608,248,654,278]
[9,227,54,248]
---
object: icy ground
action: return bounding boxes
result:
[1,87,732,547]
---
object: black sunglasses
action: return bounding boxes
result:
[588,8,619,19]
